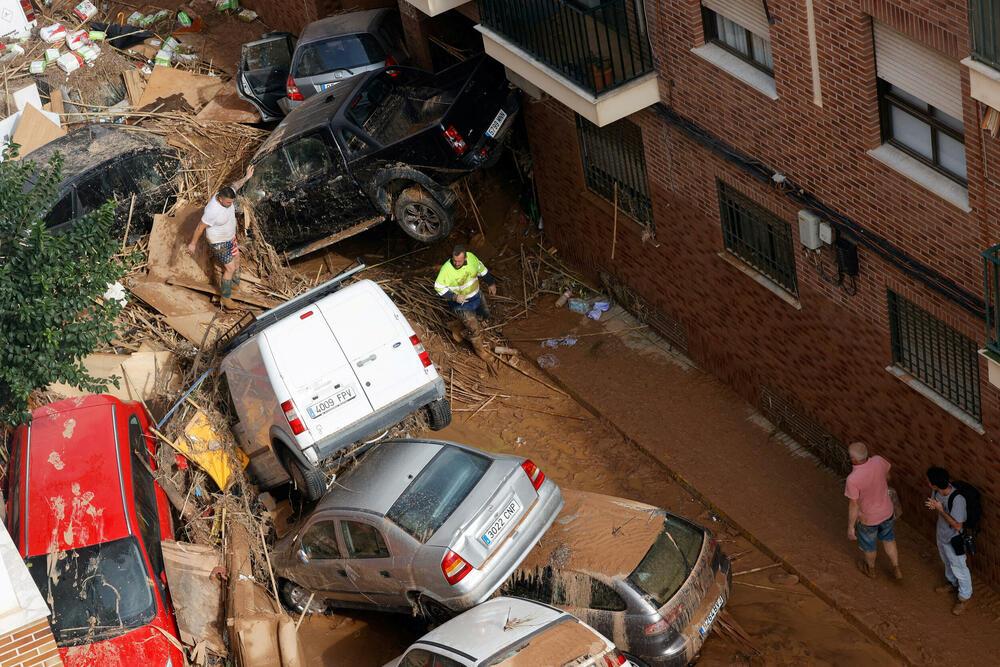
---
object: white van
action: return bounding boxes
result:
[218,266,450,499]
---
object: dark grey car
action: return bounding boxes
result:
[237,9,408,121]
[271,439,563,622]
[501,489,732,667]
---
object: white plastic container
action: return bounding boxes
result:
[44,48,60,63]
[126,11,143,26]
[29,60,45,73]
[76,44,100,64]
[72,1,98,21]
[66,29,89,50]
[0,45,24,62]
[56,51,84,73]
[154,49,172,66]
[39,24,67,43]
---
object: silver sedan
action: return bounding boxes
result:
[271,438,564,621]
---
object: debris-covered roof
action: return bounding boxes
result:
[22,124,167,183]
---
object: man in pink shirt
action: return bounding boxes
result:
[845,441,902,580]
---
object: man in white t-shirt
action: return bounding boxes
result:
[186,166,253,309]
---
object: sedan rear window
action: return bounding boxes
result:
[628,519,705,606]
[386,446,490,543]
[295,33,385,78]
[26,536,157,646]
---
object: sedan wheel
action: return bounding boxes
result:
[279,579,322,615]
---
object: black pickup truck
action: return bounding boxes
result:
[240,55,520,258]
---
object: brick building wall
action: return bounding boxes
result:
[240,0,392,34]
[519,0,1000,584]
[0,619,61,667]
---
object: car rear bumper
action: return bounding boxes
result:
[435,478,565,610]
[304,376,446,464]
[642,551,732,666]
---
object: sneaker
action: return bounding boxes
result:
[935,584,957,594]
[953,598,970,615]
[856,560,876,579]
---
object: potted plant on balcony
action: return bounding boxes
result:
[586,53,614,91]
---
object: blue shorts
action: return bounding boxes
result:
[856,516,895,552]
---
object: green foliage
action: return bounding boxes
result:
[0,143,127,425]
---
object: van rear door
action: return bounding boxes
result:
[318,281,430,411]
[262,306,373,437]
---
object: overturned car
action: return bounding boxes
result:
[239,55,519,258]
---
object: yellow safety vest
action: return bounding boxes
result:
[435,252,489,299]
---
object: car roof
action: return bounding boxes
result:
[298,9,389,44]
[22,395,141,555]
[251,80,359,159]
[22,124,169,184]
[516,489,681,580]
[412,598,566,661]
[317,439,448,515]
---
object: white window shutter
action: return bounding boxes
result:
[702,0,770,39]
[873,20,963,121]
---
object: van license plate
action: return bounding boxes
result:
[481,498,521,546]
[307,386,356,418]
[699,596,724,637]
[485,109,507,138]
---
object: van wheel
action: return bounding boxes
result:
[279,579,322,615]
[425,398,451,431]
[281,449,327,501]
[394,187,454,243]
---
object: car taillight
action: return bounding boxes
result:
[385,55,400,77]
[442,125,466,155]
[287,74,303,101]
[602,651,627,666]
[521,459,545,490]
[410,334,432,367]
[441,550,472,585]
[281,399,307,435]
[644,603,685,635]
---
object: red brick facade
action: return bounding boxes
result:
[0,619,62,667]
[518,0,1000,584]
[240,0,392,34]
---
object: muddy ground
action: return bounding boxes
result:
[282,165,899,665]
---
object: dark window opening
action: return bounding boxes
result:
[128,417,164,580]
[575,114,653,226]
[702,7,773,74]
[717,180,798,296]
[887,290,981,421]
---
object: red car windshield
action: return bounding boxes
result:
[26,536,157,646]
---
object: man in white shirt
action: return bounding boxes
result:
[186,167,253,309]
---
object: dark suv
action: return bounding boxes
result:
[240,55,519,259]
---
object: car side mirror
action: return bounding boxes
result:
[297,548,310,564]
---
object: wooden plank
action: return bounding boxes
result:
[48,89,64,116]
[130,280,215,317]
[136,66,224,112]
[147,206,213,283]
[48,351,177,401]
[10,103,64,159]
[194,81,260,123]
[162,310,220,346]
[161,540,226,655]
[122,69,147,107]
[167,277,277,308]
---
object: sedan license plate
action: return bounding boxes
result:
[306,386,356,419]
[485,109,507,138]
[699,596,724,637]
[481,498,521,546]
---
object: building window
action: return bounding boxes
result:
[702,7,773,73]
[877,80,967,183]
[717,180,798,295]
[575,115,653,225]
[887,290,981,421]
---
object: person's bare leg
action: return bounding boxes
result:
[883,540,902,579]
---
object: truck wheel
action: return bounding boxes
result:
[425,398,451,431]
[281,449,327,501]
[394,187,454,243]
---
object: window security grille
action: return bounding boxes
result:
[887,290,981,421]
[575,114,653,225]
[717,180,798,295]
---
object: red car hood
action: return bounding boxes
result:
[59,624,181,667]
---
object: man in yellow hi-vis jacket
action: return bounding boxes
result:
[435,245,496,359]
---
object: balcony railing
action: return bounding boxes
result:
[479,0,654,96]
[970,0,1000,69]
[983,244,1000,354]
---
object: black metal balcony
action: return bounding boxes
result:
[970,0,1000,69]
[479,0,654,96]
[984,244,1000,355]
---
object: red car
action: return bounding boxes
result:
[4,395,183,666]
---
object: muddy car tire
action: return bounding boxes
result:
[394,187,454,243]
[281,448,327,501]
[417,595,455,627]
[279,579,322,615]
[425,398,451,431]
